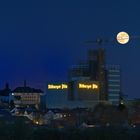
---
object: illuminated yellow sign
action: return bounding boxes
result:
[78,83,98,89]
[48,84,68,89]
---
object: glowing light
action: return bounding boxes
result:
[120,102,124,105]
[48,84,68,89]
[35,121,39,125]
[116,31,129,44]
[78,83,98,89]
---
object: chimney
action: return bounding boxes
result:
[5,83,9,89]
[24,80,27,87]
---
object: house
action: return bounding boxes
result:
[9,81,43,108]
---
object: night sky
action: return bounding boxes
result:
[0,0,140,98]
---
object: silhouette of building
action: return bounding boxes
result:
[0,83,11,103]
[88,49,107,100]
[68,49,107,101]
[68,61,89,81]
[70,80,99,101]
[45,49,122,108]
[46,82,68,108]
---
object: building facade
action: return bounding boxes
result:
[68,80,99,101]
[10,81,43,107]
[69,49,107,101]
[68,61,89,81]
[45,49,122,109]
[106,65,121,105]
[46,81,102,109]
[46,82,68,108]
[88,49,107,100]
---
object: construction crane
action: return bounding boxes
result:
[85,31,140,46]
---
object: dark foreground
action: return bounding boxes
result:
[0,120,140,140]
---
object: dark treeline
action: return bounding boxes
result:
[0,120,140,140]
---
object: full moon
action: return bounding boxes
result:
[116,31,129,44]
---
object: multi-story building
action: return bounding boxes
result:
[68,61,89,81]
[46,81,101,109]
[45,48,122,108]
[106,65,121,105]
[70,80,99,101]
[88,49,107,100]
[46,82,68,108]
[9,81,43,108]
[68,48,107,101]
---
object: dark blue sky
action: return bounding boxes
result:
[0,0,140,98]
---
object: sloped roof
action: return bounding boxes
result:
[12,86,43,93]
[0,86,11,96]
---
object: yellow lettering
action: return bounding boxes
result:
[62,84,68,89]
[48,84,68,89]
[92,84,98,89]
[79,83,98,89]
